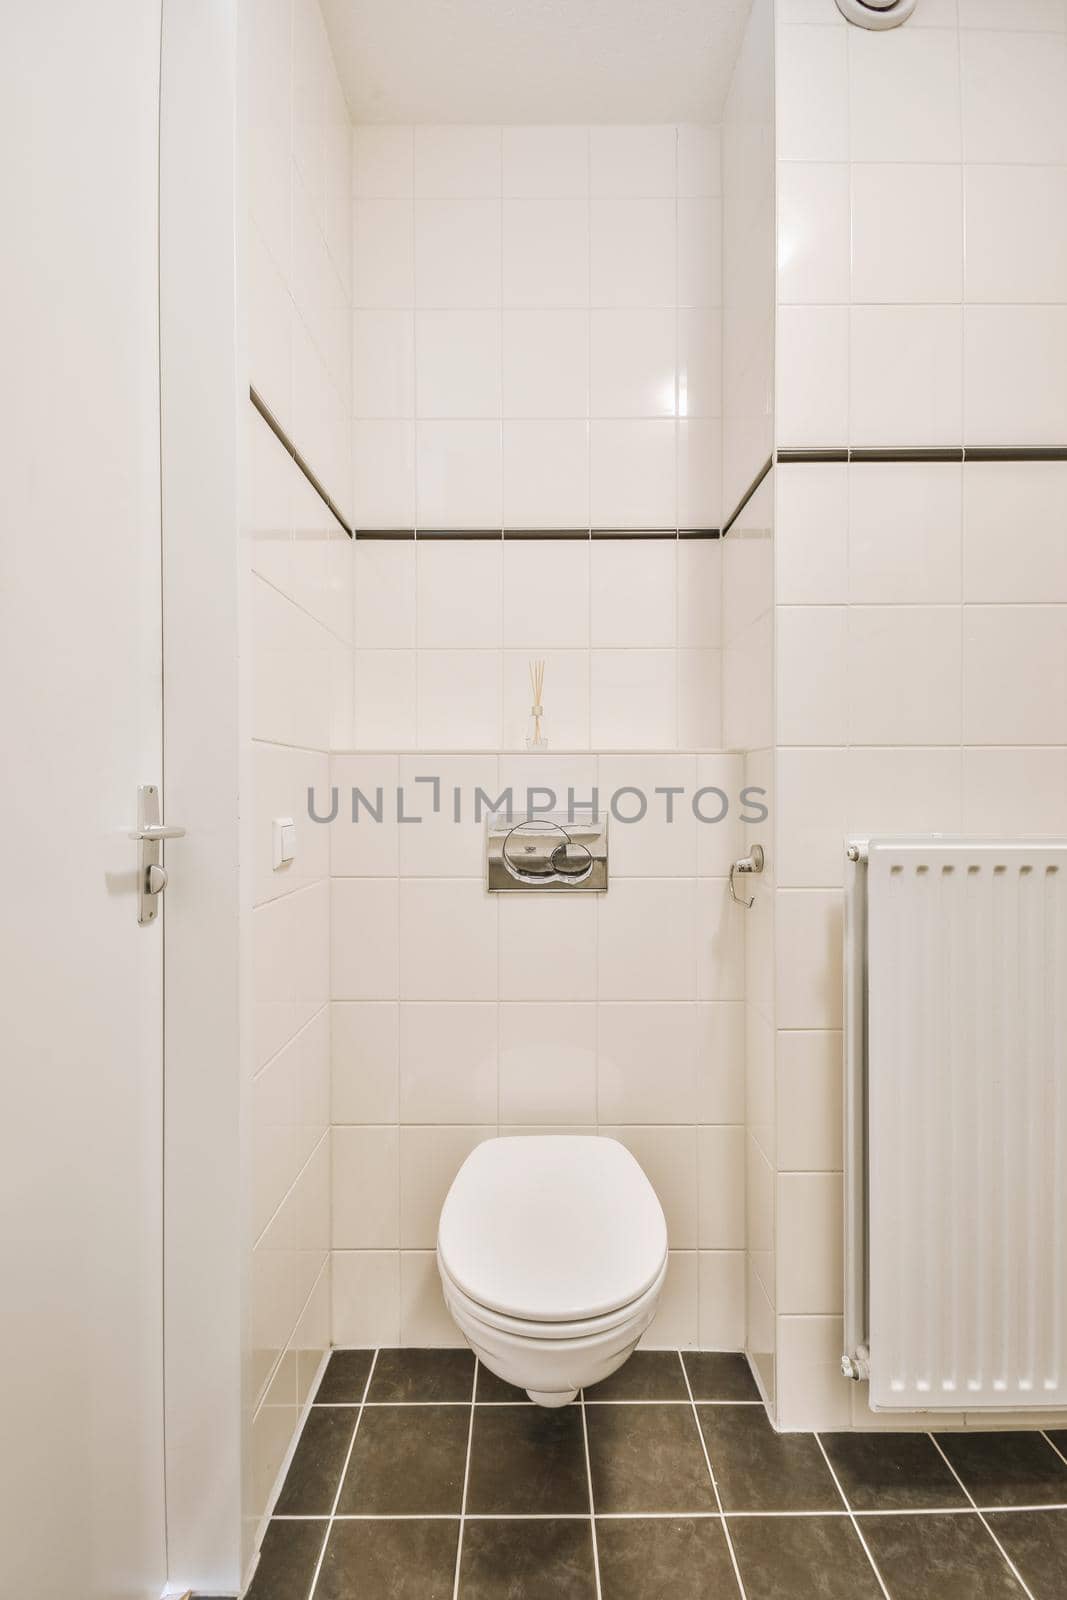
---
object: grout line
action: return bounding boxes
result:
[306,1348,379,1600]
[927,1433,1040,1600]
[1042,1431,1067,1470]
[312,1397,766,1408]
[450,1361,479,1599]
[814,1435,891,1600]
[272,1502,1067,1524]
[678,1352,747,1600]
[579,1387,604,1600]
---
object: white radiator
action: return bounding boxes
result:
[844,838,1067,1412]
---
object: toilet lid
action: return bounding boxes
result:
[437,1136,668,1323]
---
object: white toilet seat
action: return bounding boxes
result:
[437,1134,668,1323]
[436,1135,669,1406]
[437,1249,668,1342]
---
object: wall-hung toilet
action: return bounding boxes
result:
[437,1135,668,1407]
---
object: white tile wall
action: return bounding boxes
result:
[776,5,1067,454]
[329,749,747,1350]
[351,123,723,531]
[245,0,354,1554]
[773,0,1067,1433]
[351,535,723,753]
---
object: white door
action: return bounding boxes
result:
[0,5,168,1597]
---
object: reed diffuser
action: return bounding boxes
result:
[526,658,548,750]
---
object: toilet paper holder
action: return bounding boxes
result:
[730,844,765,908]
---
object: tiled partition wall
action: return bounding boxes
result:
[721,0,778,1412]
[328,745,747,1350]
[332,118,745,1356]
[243,0,354,1570]
[773,0,1067,1432]
[349,122,723,532]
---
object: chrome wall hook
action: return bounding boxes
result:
[729,844,765,908]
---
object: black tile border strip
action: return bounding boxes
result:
[249,386,354,539]
[351,527,723,542]
[850,447,965,463]
[776,448,849,464]
[965,446,1067,462]
[776,445,1067,466]
[722,455,775,538]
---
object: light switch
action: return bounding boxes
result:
[272,816,296,870]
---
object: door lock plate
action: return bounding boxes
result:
[130,785,184,924]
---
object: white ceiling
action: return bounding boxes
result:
[319,0,753,125]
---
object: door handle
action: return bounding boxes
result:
[132,785,185,924]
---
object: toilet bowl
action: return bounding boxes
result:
[436,1135,668,1407]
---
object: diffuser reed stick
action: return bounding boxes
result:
[527,658,548,749]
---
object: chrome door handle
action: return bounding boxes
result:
[132,785,185,924]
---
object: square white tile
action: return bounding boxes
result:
[398,1002,498,1123]
[502,309,590,419]
[590,649,678,749]
[846,605,962,745]
[502,198,590,308]
[398,879,498,1000]
[415,309,501,418]
[416,422,503,528]
[851,165,963,305]
[502,421,590,528]
[414,198,502,307]
[499,892,597,1000]
[850,306,963,449]
[590,198,676,308]
[589,422,677,528]
[416,648,502,748]
[590,539,677,647]
[849,26,962,163]
[848,463,963,604]
[590,308,677,419]
[416,538,502,648]
[498,1002,597,1123]
[503,539,590,648]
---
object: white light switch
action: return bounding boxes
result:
[272,816,296,870]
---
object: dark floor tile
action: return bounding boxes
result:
[316,1517,459,1600]
[698,1405,840,1512]
[860,1513,1027,1600]
[314,1349,374,1404]
[367,1347,475,1403]
[730,1515,883,1600]
[988,1509,1067,1600]
[466,1403,589,1515]
[586,1404,717,1513]
[1046,1431,1067,1460]
[821,1431,970,1511]
[585,1351,689,1401]
[337,1404,469,1514]
[475,1362,530,1402]
[596,1516,738,1599]
[459,1518,596,1600]
[245,1518,326,1600]
[274,1407,355,1515]
[682,1352,760,1403]
[938,1432,1067,1508]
